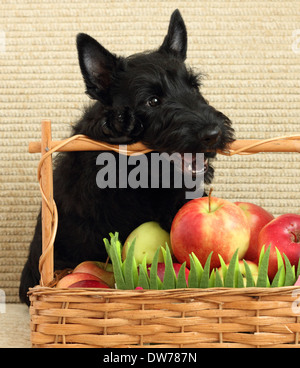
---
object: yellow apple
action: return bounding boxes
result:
[122,221,171,264]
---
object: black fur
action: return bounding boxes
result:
[20,10,234,304]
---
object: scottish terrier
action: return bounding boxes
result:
[20,9,234,304]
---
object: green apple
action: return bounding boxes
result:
[122,221,171,264]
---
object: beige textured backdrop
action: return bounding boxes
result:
[0,0,299,302]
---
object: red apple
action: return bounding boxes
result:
[170,196,250,269]
[257,214,300,280]
[147,263,190,285]
[235,202,274,263]
[73,261,115,287]
[56,272,103,288]
[69,280,110,288]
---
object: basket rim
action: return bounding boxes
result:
[28,285,300,299]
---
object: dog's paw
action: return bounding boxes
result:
[101,107,143,144]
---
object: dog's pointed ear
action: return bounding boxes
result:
[159,9,187,60]
[76,33,119,101]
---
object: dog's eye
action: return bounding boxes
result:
[147,96,161,107]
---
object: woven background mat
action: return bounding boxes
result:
[0,0,299,303]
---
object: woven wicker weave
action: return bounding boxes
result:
[29,286,300,348]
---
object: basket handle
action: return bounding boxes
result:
[38,120,54,285]
[33,120,300,286]
[29,135,300,155]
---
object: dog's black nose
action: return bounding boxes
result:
[200,127,221,146]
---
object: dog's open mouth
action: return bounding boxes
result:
[164,152,209,177]
[181,154,209,176]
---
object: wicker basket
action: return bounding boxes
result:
[28,120,300,348]
[29,286,300,348]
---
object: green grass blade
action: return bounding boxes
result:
[188,255,199,288]
[191,252,203,284]
[243,260,255,287]
[209,268,216,287]
[103,237,110,258]
[271,266,284,288]
[103,236,126,289]
[132,257,138,288]
[237,269,244,288]
[108,232,123,261]
[258,244,266,269]
[141,254,148,274]
[162,245,176,289]
[160,246,166,262]
[199,252,213,288]
[137,264,150,289]
[123,239,136,289]
[224,249,239,288]
[275,248,285,287]
[149,248,160,290]
[275,247,284,272]
[218,254,228,281]
[283,254,296,286]
[256,245,271,287]
[215,268,224,287]
[176,262,188,289]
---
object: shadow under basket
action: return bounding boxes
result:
[28,120,300,348]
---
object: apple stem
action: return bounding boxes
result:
[291,231,299,243]
[208,187,213,213]
[104,256,110,270]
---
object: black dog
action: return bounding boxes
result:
[20,10,234,304]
